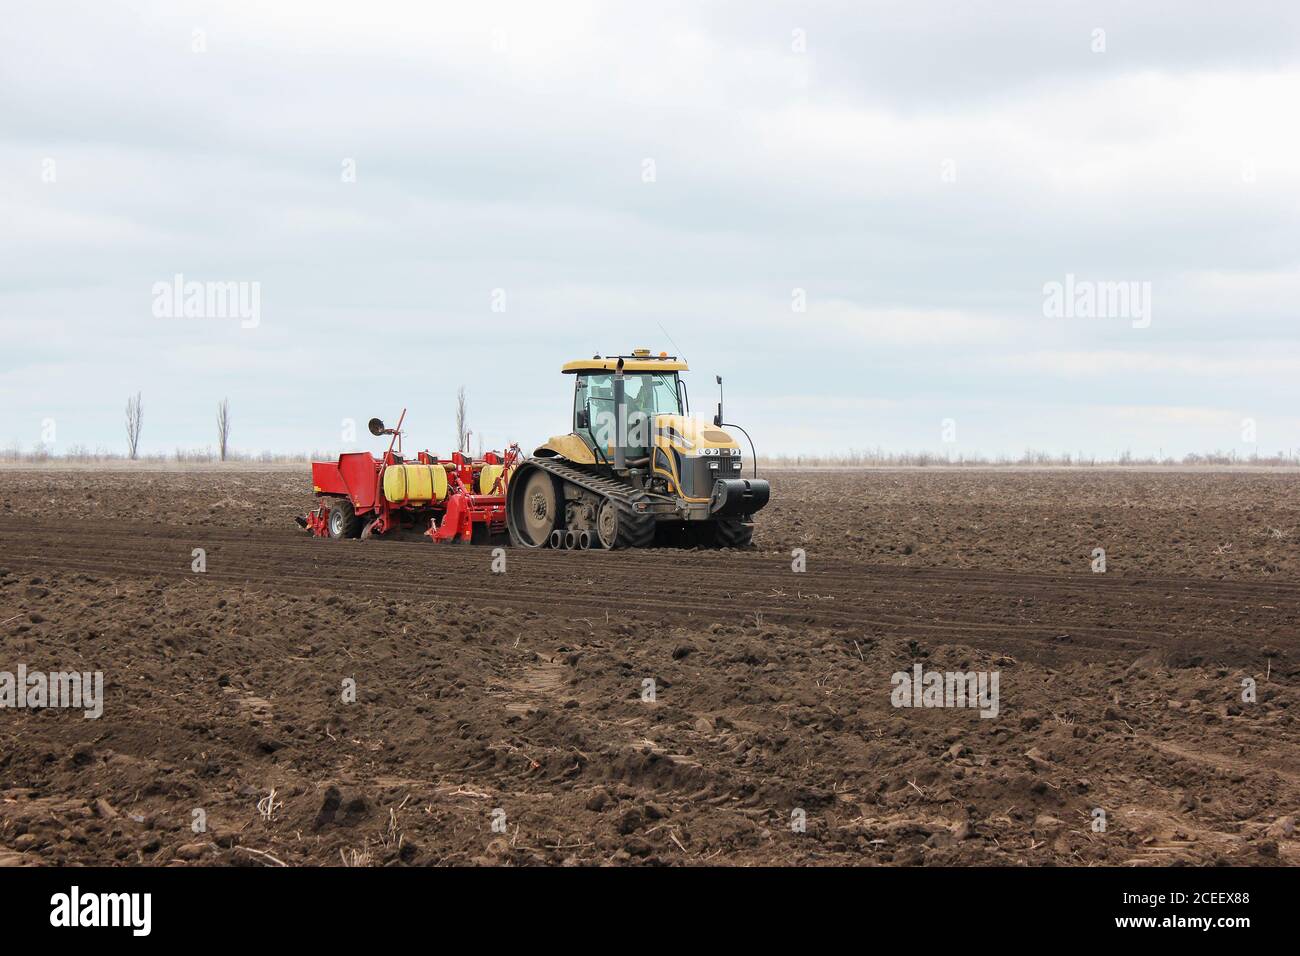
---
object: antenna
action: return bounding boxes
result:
[655,321,687,365]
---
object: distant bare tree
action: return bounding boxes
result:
[125,391,143,460]
[216,398,231,461]
[455,386,468,453]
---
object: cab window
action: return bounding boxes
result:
[574,372,681,428]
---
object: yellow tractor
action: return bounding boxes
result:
[506,350,770,549]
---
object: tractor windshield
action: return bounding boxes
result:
[575,372,682,428]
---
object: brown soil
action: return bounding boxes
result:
[0,467,1296,866]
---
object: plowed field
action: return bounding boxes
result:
[1,466,1296,866]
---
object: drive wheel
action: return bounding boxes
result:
[713,518,753,549]
[510,467,559,547]
[328,498,362,539]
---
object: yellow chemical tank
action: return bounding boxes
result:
[477,463,507,496]
[382,463,448,504]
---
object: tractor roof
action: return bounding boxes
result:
[562,350,688,374]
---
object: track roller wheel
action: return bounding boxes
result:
[596,499,618,548]
[328,498,362,539]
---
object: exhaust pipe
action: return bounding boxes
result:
[577,530,592,550]
[563,530,578,550]
[613,358,627,472]
[549,530,565,549]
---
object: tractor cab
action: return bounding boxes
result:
[536,347,759,504]
[569,352,687,458]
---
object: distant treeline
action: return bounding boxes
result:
[1,444,327,464]
[758,449,1300,467]
[4,444,1298,467]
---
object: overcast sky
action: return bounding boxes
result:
[2,0,1298,459]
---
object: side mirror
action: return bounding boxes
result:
[368,418,386,436]
[713,405,722,427]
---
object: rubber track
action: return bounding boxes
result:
[714,519,752,548]
[521,458,657,547]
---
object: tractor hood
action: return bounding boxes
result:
[653,415,739,454]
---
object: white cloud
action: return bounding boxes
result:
[1,1,1298,457]
[991,349,1300,377]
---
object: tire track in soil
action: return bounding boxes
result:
[0,535,1289,647]
[12,516,1300,603]
[4,519,1297,668]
